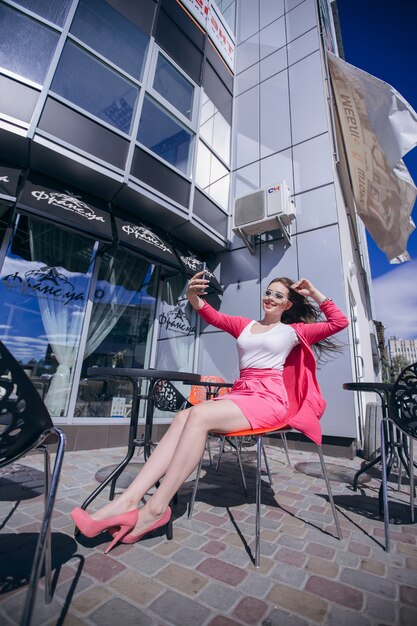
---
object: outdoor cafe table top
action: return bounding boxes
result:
[86,367,201,383]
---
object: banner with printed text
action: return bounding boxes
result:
[328,52,416,263]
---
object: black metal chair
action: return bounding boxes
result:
[0,341,66,626]
[381,362,417,551]
[151,378,188,414]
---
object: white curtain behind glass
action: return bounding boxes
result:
[29,220,94,416]
[83,250,148,359]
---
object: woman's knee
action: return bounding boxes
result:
[186,404,213,432]
[172,408,190,428]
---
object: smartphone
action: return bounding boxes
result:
[201,262,207,294]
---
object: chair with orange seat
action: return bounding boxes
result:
[187,376,290,479]
[188,423,342,566]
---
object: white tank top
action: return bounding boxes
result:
[236,321,299,371]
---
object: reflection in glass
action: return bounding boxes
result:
[200,92,231,164]
[0,4,59,84]
[138,97,194,176]
[195,140,230,210]
[11,0,72,26]
[0,217,96,417]
[71,0,150,80]
[0,204,12,250]
[51,42,139,133]
[216,0,236,34]
[195,141,211,190]
[153,54,194,120]
[208,174,230,209]
[154,274,196,416]
[75,253,157,418]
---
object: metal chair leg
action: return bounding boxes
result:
[281,432,291,466]
[234,437,248,496]
[21,429,66,626]
[316,445,342,540]
[215,436,226,471]
[255,435,262,567]
[43,446,52,604]
[410,438,415,523]
[380,419,390,552]
[188,451,205,518]
[261,440,273,485]
[206,436,213,467]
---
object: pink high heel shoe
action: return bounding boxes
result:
[70,507,138,554]
[110,506,172,545]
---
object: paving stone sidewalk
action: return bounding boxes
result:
[0,442,416,626]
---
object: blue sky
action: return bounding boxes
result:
[337,0,417,339]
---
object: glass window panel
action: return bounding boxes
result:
[210,152,228,184]
[75,255,157,419]
[0,216,96,417]
[200,92,215,125]
[71,0,150,80]
[0,204,12,250]
[12,0,72,26]
[137,97,194,176]
[195,140,229,210]
[0,4,59,84]
[212,111,231,164]
[51,42,139,134]
[200,115,214,147]
[195,141,211,189]
[209,174,230,210]
[153,54,194,120]
[154,274,197,416]
[199,91,231,165]
[217,0,236,34]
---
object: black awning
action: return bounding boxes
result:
[16,173,113,241]
[0,163,22,201]
[174,243,223,293]
[114,215,182,270]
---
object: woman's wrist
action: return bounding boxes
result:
[187,292,204,310]
[309,289,327,304]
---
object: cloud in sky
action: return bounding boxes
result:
[372,259,417,339]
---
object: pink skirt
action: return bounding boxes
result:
[213,368,289,430]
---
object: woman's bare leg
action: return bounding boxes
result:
[131,399,250,534]
[91,407,192,520]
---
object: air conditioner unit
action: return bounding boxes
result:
[233,181,296,238]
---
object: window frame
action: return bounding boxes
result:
[49,39,141,137]
[136,93,196,179]
[147,46,199,129]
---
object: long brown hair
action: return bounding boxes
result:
[268,277,344,363]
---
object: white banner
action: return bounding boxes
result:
[328,52,416,263]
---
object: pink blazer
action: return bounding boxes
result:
[197,300,349,445]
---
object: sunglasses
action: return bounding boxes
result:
[263,289,288,302]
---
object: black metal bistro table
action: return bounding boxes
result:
[342,381,409,510]
[80,367,201,510]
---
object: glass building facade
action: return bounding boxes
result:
[0,0,376,455]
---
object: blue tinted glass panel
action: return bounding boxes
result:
[71,0,149,80]
[0,5,59,84]
[137,98,194,176]
[51,42,139,133]
[12,0,71,26]
[153,54,194,120]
